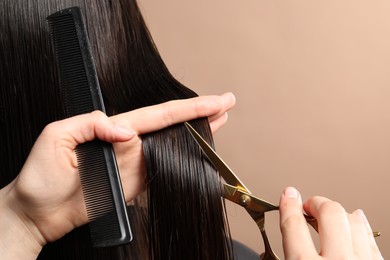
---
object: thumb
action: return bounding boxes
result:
[279,187,317,259]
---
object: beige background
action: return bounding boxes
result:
[139,0,389,258]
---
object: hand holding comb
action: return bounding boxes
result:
[47,7,132,247]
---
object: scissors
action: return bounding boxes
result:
[185,122,379,259]
[184,122,292,259]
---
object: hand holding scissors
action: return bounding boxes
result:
[185,122,381,260]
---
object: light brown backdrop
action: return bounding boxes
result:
[139,0,389,258]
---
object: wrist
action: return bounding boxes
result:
[0,182,44,259]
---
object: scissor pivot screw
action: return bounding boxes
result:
[239,194,251,207]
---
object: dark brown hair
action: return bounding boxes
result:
[0,0,233,259]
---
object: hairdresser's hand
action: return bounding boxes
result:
[0,93,235,259]
[279,187,383,259]
[110,92,235,201]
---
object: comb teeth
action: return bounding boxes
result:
[47,7,132,247]
[76,141,115,219]
[47,10,96,116]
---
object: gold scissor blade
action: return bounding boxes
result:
[184,122,250,192]
[223,183,278,213]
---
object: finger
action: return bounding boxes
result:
[349,210,371,258]
[209,94,236,133]
[49,111,135,148]
[354,210,384,259]
[304,196,353,257]
[279,187,317,259]
[209,112,228,133]
[111,93,236,134]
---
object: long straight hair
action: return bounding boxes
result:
[0,0,233,259]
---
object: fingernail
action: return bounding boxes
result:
[222,92,236,104]
[284,186,299,199]
[115,125,135,136]
[355,209,368,225]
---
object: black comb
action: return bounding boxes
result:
[47,7,132,247]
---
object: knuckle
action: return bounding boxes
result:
[43,121,58,133]
[317,200,345,215]
[281,214,305,231]
[42,120,67,138]
[196,96,222,117]
[90,110,105,120]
